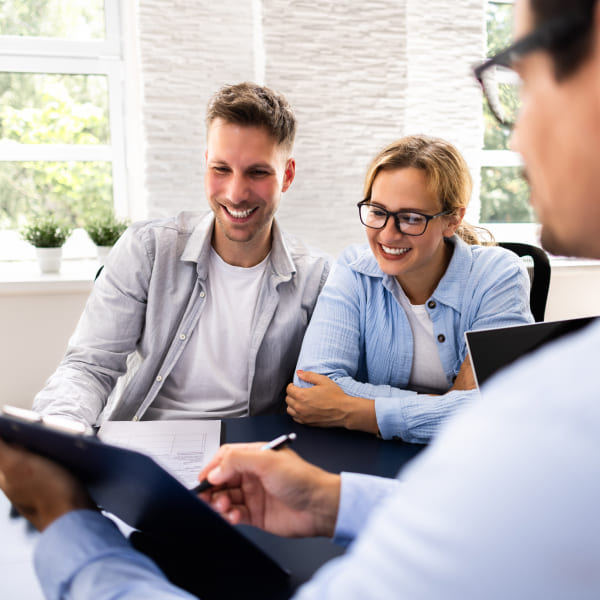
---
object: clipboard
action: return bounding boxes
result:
[0,407,291,600]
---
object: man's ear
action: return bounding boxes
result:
[281,158,296,192]
[443,207,466,237]
[205,150,208,166]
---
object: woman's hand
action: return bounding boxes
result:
[197,443,341,538]
[286,370,379,434]
[451,356,477,391]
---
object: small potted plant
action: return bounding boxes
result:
[20,214,73,274]
[84,213,129,263]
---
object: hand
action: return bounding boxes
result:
[450,355,477,391]
[0,438,96,531]
[286,370,378,434]
[196,442,341,538]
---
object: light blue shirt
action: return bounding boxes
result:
[34,320,600,599]
[294,236,533,441]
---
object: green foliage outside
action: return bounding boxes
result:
[0,0,104,39]
[481,2,533,224]
[480,166,536,223]
[84,213,129,246]
[0,0,113,231]
[20,214,72,247]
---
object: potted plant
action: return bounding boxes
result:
[20,215,73,274]
[84,213,129,263]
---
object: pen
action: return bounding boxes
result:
[190,432,297,495]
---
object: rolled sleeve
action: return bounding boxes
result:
[376,389,479,442]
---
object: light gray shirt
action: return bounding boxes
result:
[33,211,331,426]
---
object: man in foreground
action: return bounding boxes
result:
[2,0,600,597]
[32,82,330,426]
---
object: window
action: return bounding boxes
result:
[0,0,126,258]
[480,1,538,242]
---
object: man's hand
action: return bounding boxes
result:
[0,438,96,531]
[286,370,378,434]
[197,443,341,539]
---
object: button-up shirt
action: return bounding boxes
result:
[33,211,330,426]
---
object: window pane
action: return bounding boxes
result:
[0,73,109,145]
[0,0,104,40]
[486,2,513,55]
[480,166,535,223]
[483,81,519,150]
[0,161,113,229]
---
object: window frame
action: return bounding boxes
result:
[0,0,128,224]
[479,0,540,244]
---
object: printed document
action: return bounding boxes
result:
[98,420,221,488]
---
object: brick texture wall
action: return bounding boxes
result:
[136,0,485,256]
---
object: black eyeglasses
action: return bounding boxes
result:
[357,200,450,236]
[473,12,589,127]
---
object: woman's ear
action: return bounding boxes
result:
[443,207,466,237]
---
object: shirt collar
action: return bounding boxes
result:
[348,235,473,310]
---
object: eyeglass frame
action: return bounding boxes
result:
[473,12,589,126]
[357,200,451,237]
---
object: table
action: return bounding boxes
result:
[0,414,424,599]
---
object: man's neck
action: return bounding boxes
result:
[211,226,273,268]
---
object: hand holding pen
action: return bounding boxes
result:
[190,432,297,494]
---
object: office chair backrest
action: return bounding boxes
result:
[498,242,551,322]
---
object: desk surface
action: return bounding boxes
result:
[0,414,424,599]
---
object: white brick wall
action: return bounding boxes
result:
[135,0,486,256]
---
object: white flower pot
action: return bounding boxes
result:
[96,245,113,264]
[35,247,63,274]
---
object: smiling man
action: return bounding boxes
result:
[32,82,331,426]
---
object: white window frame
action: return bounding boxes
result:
[0,0,127,232]
[479,0,541,245]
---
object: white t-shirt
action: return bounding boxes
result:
[394,280,448,394]
[144,248,269,420]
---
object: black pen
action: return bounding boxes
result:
[190,432,297,495]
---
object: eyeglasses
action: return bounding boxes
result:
[473,13,588,127]
[357,200,450,236]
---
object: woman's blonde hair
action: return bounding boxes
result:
[363,135,492,245]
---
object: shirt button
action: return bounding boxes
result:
[199,291,206,298]
[427,300,436,309]
[179,333,186,340]
[437,334,446,343]
[156,375,163,382]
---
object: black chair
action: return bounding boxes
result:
[498,242,551,322]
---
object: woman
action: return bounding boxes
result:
[286,135,533,443]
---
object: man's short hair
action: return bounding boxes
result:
[206,82,296,152]
[531,0,597,79]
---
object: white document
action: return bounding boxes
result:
[98,420,221,489]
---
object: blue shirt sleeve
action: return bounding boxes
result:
[34,510,195,600]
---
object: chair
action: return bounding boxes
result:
[498,242,551,322]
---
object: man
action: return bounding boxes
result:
[2,0,600,597]
[32,82,330,426]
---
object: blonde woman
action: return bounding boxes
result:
[286,135,533,442]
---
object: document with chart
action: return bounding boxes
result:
[98,420,221,488]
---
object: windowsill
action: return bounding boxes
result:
[0,258,98,295]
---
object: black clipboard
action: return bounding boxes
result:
[0,409,291,600]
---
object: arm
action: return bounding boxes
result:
[197,443,341,538]
[32,226,152,426]
[0,438,195,600]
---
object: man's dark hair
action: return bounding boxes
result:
[206,82,296,152]
[530,0,597,79]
